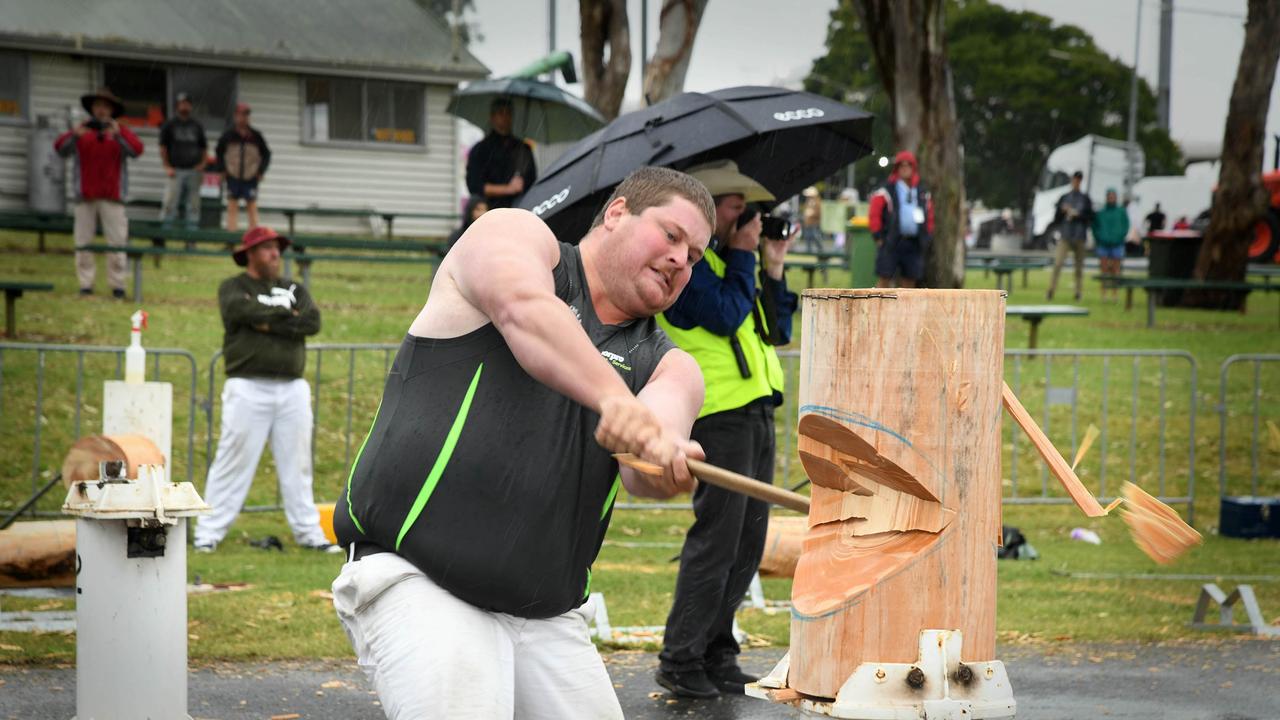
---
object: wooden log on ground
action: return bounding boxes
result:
[758,516,807,578]
[0,520,76,588]
[789,288,1005,699]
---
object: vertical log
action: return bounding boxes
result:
[789,289,1005,698]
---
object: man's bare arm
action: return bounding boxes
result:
[620,349,705,499]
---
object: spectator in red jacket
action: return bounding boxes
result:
[868,150,935,288]
[54,88,144,298]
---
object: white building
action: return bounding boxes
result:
[0,0,488,237]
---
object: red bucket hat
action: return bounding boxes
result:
[232,226,290,267]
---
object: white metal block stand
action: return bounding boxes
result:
[747,630,1016,720]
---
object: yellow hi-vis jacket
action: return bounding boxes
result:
[657,248,785,419]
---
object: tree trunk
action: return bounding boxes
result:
[1192,0,1280,290]
[580,0,632,120]
[855,0,966,288]
[641,0,709,105]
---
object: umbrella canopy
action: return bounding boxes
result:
[447,77,606,145]
[517,85,874,242]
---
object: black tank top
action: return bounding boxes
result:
[334,243,675,618]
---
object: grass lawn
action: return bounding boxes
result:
[2,229,1278,665]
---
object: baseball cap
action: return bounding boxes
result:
[235,102,251,114]
[175,92,192,104]
[686,160,775,202]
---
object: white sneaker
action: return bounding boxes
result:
[193,542,217,554]
[304,542,344,555]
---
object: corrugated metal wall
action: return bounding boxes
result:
[0,52,92,210]
[0,52,460,238]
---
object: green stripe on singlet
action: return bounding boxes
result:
[584,475,623,599]
[395,362,484,551]
[343,398,384,535]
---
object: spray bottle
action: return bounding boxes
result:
[125,310,148,384]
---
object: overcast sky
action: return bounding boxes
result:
[463,0,1278,159]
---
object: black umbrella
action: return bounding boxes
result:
[517,85,874,242]
[447,77,606,145]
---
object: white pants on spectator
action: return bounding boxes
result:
[194,377,329,547]
[73,199,127,292]
[332,552,624,720]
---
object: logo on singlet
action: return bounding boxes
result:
[601,350,631,372]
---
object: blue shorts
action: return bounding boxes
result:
[226,177,259,201]
[875,235,926,281]
[1096,244,1125,259]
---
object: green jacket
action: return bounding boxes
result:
[1092,204,1130,247]
[218,273,320,379]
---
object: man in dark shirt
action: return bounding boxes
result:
[332,167,713,718]
[193,226,338,554]
[216,103,271,231]
[1145,203,1167,234]
[158,92,208,229]
[465,97,537,209]
[1048,170,1094,301]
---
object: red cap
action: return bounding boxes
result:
[235,102,251,114]
[232,226,289,266]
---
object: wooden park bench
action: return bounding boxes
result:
[0,211,73,252]
[128,198,458,239]
[79,242,440,302]
[0,281,54,337]
[1004,304,1088,348]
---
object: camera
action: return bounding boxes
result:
[736,208,793,240]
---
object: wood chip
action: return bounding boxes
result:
[270,714,302,720]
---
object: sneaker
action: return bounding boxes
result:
[304,542,344,555]
[111,288,126,300]
[193,542,216,553]
[706,665,758,695]
[655,668,720,699]
[79,288,93,297]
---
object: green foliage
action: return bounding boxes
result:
[807,0,1185,209]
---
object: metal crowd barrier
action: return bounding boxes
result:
[205,343,399,512]
[618,348,1200,522]
[0,342,199,519]
[1217,354,1280,499]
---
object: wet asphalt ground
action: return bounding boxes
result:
[2,640,1276,719]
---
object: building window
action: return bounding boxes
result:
[100,62,237,131]
[0,51,29,122]
[103,61,167,128]
[170,67,237,132]
[303,77,423,146]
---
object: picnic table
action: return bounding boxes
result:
[1105,276,1280,328]
[968,256,1053,291]
[785,251,848,287]
[1005,304,1088,349]
[0,281,54,337]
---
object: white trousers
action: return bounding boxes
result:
[72,200,128,291]
[194,377,328,547]
[332,552,624,720]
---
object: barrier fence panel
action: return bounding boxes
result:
[0,342,199,519]
[205,343,398,512]
[1218,354,1280,499]
[1003,350,1197,523]
[616,349,1198,520]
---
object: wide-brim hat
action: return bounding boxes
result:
[232,226,290,267]
[80,87,125,118]
[686,160,775,203]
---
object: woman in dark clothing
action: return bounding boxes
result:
[446,197,490,254]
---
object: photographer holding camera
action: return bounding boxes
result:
[55,87,144,299]
[655,160,798,698]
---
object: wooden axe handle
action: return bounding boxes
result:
[614,454,811,514]
[1001,381,1108,517]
